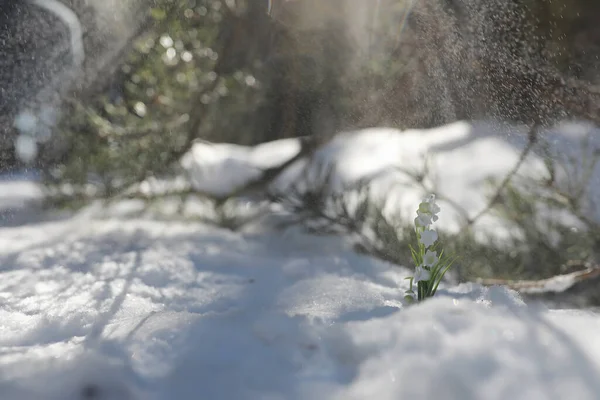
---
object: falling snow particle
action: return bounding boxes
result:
[160,35,174,48]
[134,102,147,117]
[14,110,39,134]
[15,134,38,163]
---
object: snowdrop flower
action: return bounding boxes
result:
[415,194,440,228]
[413,266,431,283]
[425,194,440,212]
[420,228,438,248]
[404,194,455,303]
[418,202,433,215]
[414,212,433,228]
[422,250,438,267]
[417,194,440,221]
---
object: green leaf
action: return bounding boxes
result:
[431,255,458,295]
[150,8,167,21]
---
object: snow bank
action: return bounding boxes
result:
[0,171,43,210]
[182,120,600,241]
[180,138,301,197]
[0,170,48,227]
[1,209,600,399]
[312,290,600,400]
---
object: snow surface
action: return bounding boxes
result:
[3,208,600,400]
[2,121,600,399]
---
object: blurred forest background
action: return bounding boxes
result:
[2,0,600,291]
[2,0,600,192]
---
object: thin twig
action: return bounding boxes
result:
[460,123,539,234]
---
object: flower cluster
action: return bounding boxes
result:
[404,194,455,303]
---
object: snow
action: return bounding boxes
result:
[0,171,47,227]
[180,138,301,197]
[319,293,600,400]
[182,120,600,242]
[2,121,600,399]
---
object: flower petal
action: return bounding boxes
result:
[414,212,432,228]
[418,202,431,214]
[425,194,441,215]
[419,229,438,247]
[413,266,431,283]
[423,250,439,267]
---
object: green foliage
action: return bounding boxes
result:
[405,248,456,302]
[447,152,600,282]
[49,0,265,198]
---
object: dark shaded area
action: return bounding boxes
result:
[413,0,600,125]
[0,0,70,170]
[0,0,149,171]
